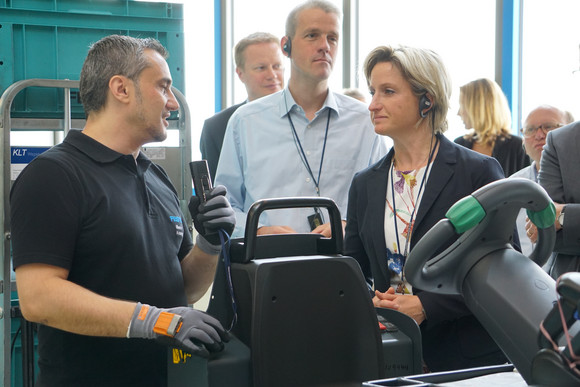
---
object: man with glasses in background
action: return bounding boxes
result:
[522,107,579,278]
[537,113,580,278]
[510,105,568,257]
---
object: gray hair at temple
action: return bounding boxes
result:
[285,0,342,39]
[80,34,168,116]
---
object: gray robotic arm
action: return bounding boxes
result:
[404,178,575,385]
[532,272,580,386]
[404,178,556,295]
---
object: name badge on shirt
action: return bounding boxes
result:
[308,212,323,231]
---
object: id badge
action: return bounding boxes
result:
[308,212,323,231]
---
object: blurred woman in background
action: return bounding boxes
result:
[455,78,529,177]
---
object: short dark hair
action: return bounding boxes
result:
[79,35,168,116]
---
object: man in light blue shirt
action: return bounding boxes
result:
[215,0,387,238]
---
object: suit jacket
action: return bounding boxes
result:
[539,121,580,277]
[345,134,507,371]
[199,102,246,181]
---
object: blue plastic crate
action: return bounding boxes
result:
[0,0,184,118]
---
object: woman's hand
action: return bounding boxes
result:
[373,288,426,325]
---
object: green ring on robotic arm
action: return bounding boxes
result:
[526,201,556,229]
[445,195,486,234]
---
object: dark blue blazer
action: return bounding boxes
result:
[199,102,246,181]
[345,134,508,371]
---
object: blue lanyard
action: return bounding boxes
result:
[390,136,438,256]
[287,107,331,196]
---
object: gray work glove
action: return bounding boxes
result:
[128,303,229,358]
[188,185,235,246]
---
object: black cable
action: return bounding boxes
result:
[11,324,22,356]
[218,229,237,331]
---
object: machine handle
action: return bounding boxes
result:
[405,178,556,294]
[244,197,343,262]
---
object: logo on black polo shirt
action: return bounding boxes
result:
[169,216,184,237]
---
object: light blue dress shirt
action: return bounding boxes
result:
[215,87,388,237]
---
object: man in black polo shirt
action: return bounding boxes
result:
[10,35,234,386]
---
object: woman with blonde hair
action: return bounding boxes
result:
[455,78,529,177]
[344,46,509,372]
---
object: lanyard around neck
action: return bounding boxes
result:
[287,107,331,196]
[390,135,439,256]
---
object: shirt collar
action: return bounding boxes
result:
[64,129,150,166]
[531,160,539,182]
[277,86,339,119]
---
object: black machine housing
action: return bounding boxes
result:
[191,197,423,387]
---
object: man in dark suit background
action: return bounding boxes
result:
[200,32,285,180]
[530,121,580,278]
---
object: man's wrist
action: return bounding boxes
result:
[127,303,185,339]
[558,205,566,229]
[196,233,222,255]
[128,302,157,339]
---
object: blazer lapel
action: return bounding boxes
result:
[413,135,455,236]
[366,152,392,284]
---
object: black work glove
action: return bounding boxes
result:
[128,303,229,358]
[188,185,235,245]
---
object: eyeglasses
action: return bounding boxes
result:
[520,123,563,137]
